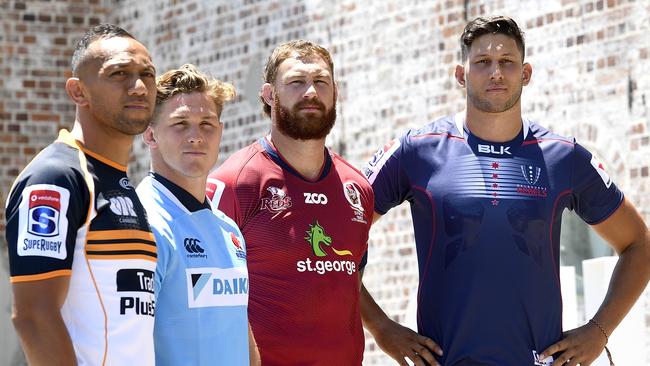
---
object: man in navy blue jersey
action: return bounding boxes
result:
[361,15,650,366]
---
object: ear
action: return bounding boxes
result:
[261,83,273,107]
[333,81,338,101]
[142,125,157,148]
[455,65,466,87]
[522,62,532,86]
[65,78,89,107]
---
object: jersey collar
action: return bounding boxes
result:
[150,172,211,213]
[258,136,332,183]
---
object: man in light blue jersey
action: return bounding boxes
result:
[136,64,259,366]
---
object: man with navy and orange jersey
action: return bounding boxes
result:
[5,24,158,365]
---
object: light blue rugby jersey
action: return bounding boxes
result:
[137,173,249,366]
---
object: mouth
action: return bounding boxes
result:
[486,86,507,92]
[183,151,207,156]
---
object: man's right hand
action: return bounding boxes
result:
[372,318,442,366]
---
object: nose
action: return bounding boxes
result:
[128,77,149,96]
[187,126,203,144]
[489,63,504,80]
[303,83,317,98]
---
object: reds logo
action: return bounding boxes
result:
[260,186,292,217]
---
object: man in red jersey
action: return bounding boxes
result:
[206,40,374,365]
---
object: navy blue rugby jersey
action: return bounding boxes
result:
[363,114,623,366]
[5,129,157,364]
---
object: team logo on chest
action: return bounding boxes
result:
[230,232,246,260]
[516,164,547,198]
[521,165,541,185]
[260,186,292,218]
[295,220,357,275]
[343,181,367,224]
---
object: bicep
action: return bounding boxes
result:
[13,276,71,316]
[591,197,649,254]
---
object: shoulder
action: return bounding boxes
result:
[525,120,576,146]
[330,152,372,190]
[211,141,266,185]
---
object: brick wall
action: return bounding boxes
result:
[2,0,649,365]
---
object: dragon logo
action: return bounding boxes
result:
[304,220,352,257]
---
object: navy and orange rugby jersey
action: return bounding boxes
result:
[5,129,156,365]
[363,113,623,366]
[207,136,373,366]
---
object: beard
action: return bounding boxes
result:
[273,94,336,140]
[467,82,523,113]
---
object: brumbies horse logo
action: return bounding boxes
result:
[304,220,352,257]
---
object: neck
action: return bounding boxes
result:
[151,163,207,203]
[70,117,134,166]
[269,127,326,181]
[464,103,523,142]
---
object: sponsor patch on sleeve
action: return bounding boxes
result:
[17,184,70,259]
[589,155,613,189]
[362,139,400,184]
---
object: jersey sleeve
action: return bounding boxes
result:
[5,160,88,282]
[570,143,624,224]
[362,136,411,215]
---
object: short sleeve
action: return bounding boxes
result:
[571,143,624,224]
[5,159,88,282]
[362,137,412,215]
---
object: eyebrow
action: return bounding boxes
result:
[169,114,218,119]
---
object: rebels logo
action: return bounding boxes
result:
[304,192,328,205]
[28,190,61,236]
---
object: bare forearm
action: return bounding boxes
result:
[592,236,650,334]
[13,313,76,365]
[248,322,261,366]
[360,283,392,334]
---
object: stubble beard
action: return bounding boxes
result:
[467,82,523,113]
[273,94,336,141]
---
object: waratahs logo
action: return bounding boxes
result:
[297,220,357,275]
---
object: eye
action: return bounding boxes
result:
[111,70,127,77]
[142,71,155,78]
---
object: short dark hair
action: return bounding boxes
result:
[71,24,135,76]
[260,40,334,117]
[460,15,525,61]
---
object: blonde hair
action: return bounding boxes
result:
[154,63,235,120]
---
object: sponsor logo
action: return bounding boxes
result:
[108,195,139,225]
[230,232,246,260]
[363,139,401,183]
[532,350,553,366]
[184,237,207,258]
[119,177,133,190]
[590,155,613,188]
[18,185,69,259]
[28,189,61,236]
[260,186,292,218]
[186,267,249,308]
[343,182,367,224]
[296,220,357,275]
[117,269,155,317]
[304,192,328,205]
[478,144,511,155]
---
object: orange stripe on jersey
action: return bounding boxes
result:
[87,254,157,262]
[79,145,127,171]
[86,243,157,253]
[10,269,72,283]
[87,229,155,242]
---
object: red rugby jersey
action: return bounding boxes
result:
[207,137,373,366]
